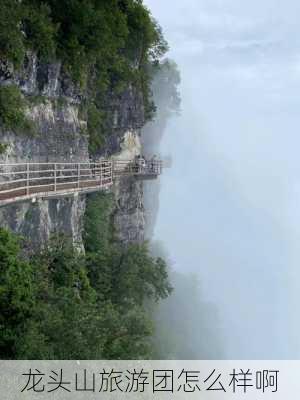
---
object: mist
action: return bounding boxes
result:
[144,0,300,359]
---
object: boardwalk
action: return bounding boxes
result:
[0,158,162,206]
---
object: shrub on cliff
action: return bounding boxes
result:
[86,103,106,153]
[0,143,8,154]
[0,85,35,134]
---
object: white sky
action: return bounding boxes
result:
[145,0,300,359]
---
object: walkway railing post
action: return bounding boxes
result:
[26,163,29,195]
[110,161,113,184]
[54,163,57,192]
[78,163,80,189]
[100,162,102,186]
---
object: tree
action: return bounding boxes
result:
[111,243,173,307]
[0,0,24,67]
[0,228,34,358]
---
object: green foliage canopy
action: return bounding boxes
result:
[0,0,168,150]
[0,194,172,359]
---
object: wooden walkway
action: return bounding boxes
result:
[0,158,162,206]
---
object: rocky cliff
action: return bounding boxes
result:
[0,52,146,249]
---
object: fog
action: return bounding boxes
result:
[145,0,300,359]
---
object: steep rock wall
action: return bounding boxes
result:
[0,53,89,249]
[0,52,147,248]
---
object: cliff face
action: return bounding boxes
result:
[113,176,145,245]
[0,52,146,249]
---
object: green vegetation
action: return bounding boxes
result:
[0,229,34,357]
[23,3,57,61]
[0,1,25,68]
[0,0,168,150]
[0,143,8,154]
[0,193,172,359]
[83,193,172,358]
[0,2,177,360]
[27,94,47,106]
[86,103,106,154]
[0,85,35,134]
